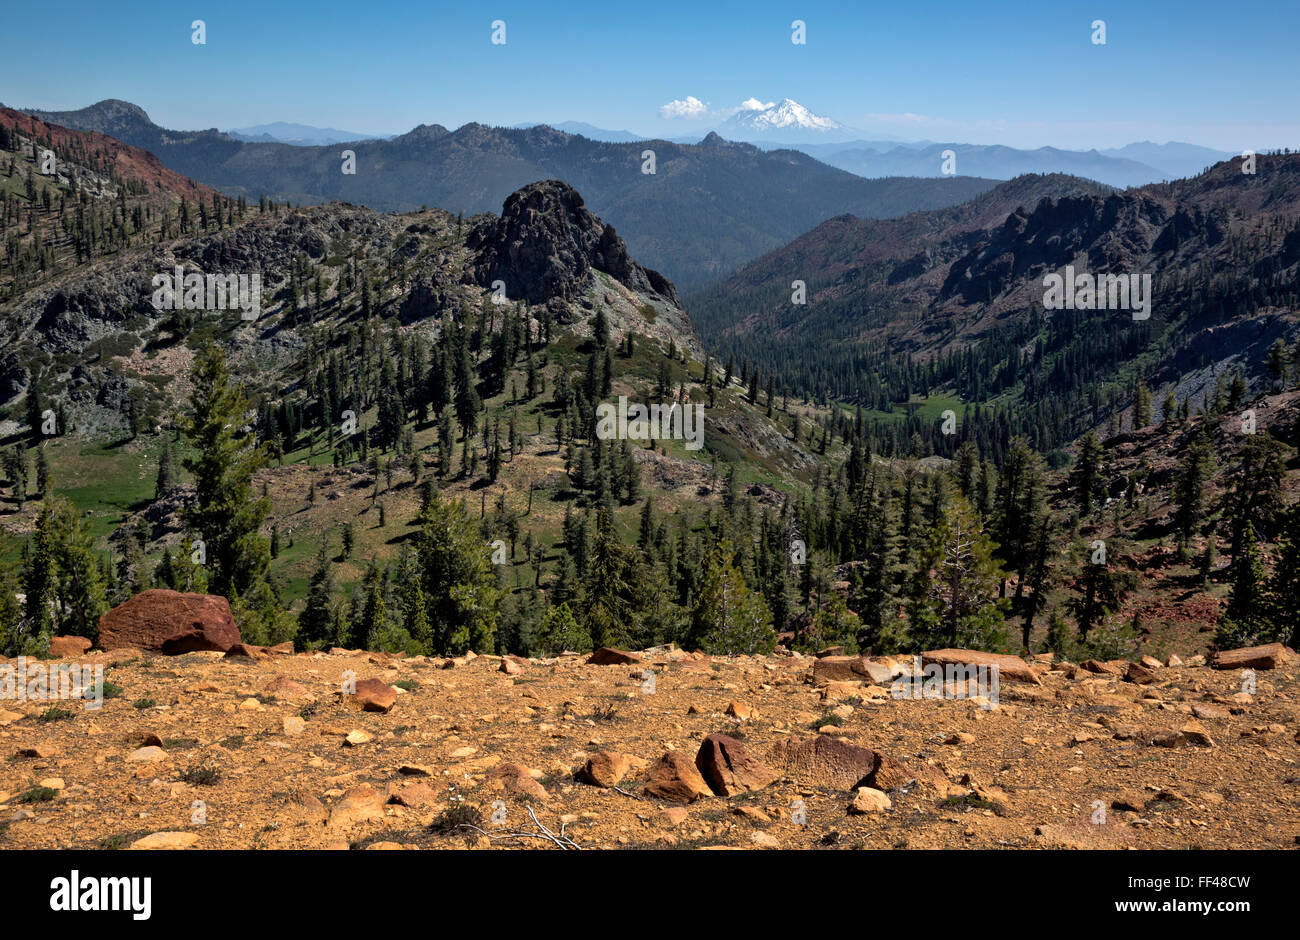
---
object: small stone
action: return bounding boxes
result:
[344,730,372,746]
[580,751,632,788]
[724,701,754,720]
[129,831,199,850]
[1179,721,1215,748]
[848,787,892,814]
[126,746,167,763]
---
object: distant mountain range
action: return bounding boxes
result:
[777,139,1235,189]
[226,121,391,145]
[19,100,1001,289]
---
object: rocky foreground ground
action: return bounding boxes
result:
[1,641,1297,850]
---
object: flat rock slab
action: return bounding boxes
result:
[587,647,644,665]
[1212,643,1295,670]
[921,648,1039,684]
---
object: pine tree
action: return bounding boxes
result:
[1071,430,1102,516]
[298,546,335,648]
[534,602,590,656]
[21,496,107,644]
[1265,501,1300,647]
[1133,381,1152,429]
[414,492,501,654]
[908,496,1007,650]
[1173,433,1215,553]
[180,347,272,601]
[1215,522,1273,648]
[687,537,776,655]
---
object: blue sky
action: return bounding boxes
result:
[4,0,1297,149]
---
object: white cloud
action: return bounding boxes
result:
[658,96,709,119]
[739,98,774,112]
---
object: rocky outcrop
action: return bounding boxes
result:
[469,180,678,306]
[97,589,241,654]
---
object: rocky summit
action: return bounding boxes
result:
[1,640,1295,850]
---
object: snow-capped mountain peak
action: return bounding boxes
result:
[715,98,858,142]
[739,98,841,132]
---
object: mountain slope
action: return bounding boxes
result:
[688,158,1300,453]
[22,101,1001,288]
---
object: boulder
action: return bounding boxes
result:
[128,832,198,850]
[223,642,266,660]
[767,735,878,790]
[694,733,777,796]
[262,676,312,701]
[346,678,397,713]
[327,784,386,829]
[486,763,549,802]
[643,752,711,802]
[97,590,241,654]
[579,751,632,788]
[1125,662,1156,684]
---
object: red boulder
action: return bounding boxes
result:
[97,590,241,655]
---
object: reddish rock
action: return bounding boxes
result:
[48,635,92,658]
[812,655,871,683]
[1080,659,1119,675]
[1212,643,1294,670]
[768,735,878,790]
[262,675,312,701]
[267,641,295,655]
[486,763,549,802]
[1125,662,1156,684]
[327,784,386,829]
[499,657,523,676]
[97,590,241,655]
[866,752,953,795]
[579,751,632,787]
[223,642,266,660]
[921,648,1040,684]
[587,647,644,665]
[346,678,397,713]
[643,752,712,802]
[694,734,777,796]
[387,781,438,808]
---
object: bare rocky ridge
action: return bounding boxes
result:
[469,180,678,306]
[1,640,1295,850]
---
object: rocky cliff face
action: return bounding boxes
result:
[469,180,678,306]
